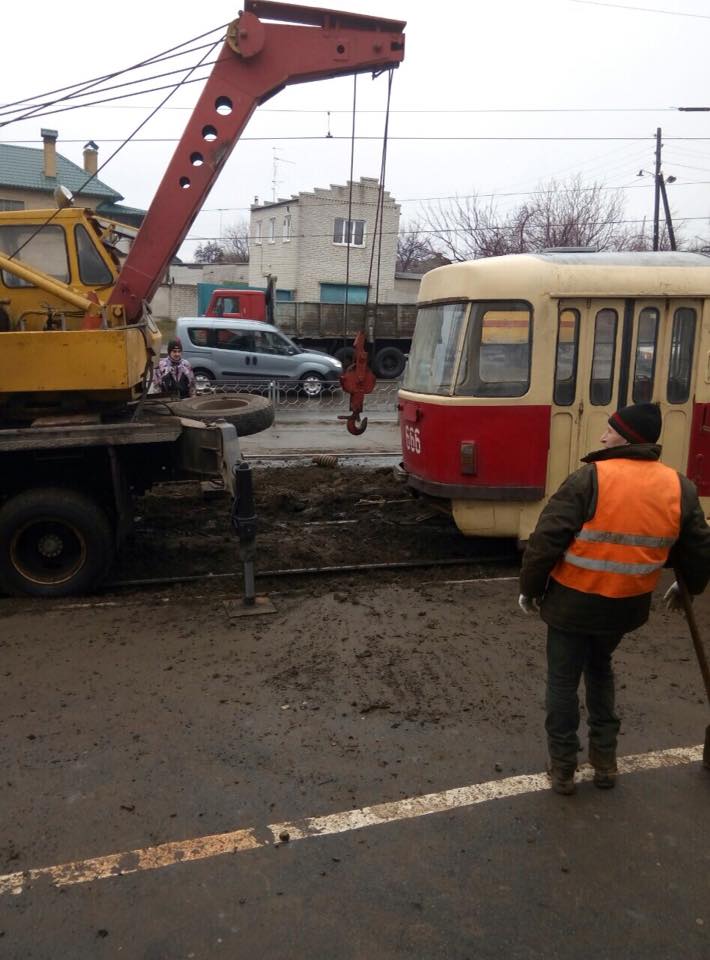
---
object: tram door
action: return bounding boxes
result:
[547,297,701,493]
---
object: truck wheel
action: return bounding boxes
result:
[373,346,406,379]
[168,394,274,436]
[0,488,114,597]
[334,346,355,368]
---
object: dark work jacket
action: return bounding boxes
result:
[519,444,710,636]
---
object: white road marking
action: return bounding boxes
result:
[0,744,703,897]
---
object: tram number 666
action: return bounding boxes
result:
[404,425,422,454]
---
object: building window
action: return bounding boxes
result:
[0,198,24,211]
[283,214,291,242]
[254,221,262,245]
[333,217,365,246]
[268,218,276,243]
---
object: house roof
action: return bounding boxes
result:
[0,142,122,201]
[95,201,146,227]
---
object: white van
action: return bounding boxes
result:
[175,317,342,397]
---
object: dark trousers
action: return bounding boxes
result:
[545,626,623,771]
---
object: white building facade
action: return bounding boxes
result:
[248,176,402,302]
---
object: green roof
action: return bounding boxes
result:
[0,142,122,201]
[96,201,147,227]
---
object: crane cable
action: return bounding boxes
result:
[365,69,395,354]
[7,36,224,264]
[342,75,358,354]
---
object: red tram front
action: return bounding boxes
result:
[398,251,710,542]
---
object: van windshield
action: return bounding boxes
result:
[402,302,467,395]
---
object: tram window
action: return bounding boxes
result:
[402,302,467,395]
[553,308,579,406]
[667,307,696,404]
[456,301,532,397]
[631,307,659,403]
[590,308,618,406]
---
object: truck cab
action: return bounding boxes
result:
[206,289,268,322]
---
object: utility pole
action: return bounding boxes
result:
[653,127,662,252]
[659,175,677,251]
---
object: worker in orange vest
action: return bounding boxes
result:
[519,402,710,795]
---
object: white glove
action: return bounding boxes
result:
[663,581,684,613]
[518,594,539,615]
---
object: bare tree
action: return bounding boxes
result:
[222,219,250,263]
[421,175,668,260]
[396,219,435,272]
[422,194,518,261]
[193,240,225,264]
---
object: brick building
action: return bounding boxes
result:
[248,176,404,302]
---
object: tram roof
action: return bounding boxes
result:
[418,251,710,302]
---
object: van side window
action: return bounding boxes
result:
[553,308,579,406]
[254,331,292,355]
[215,329,255,351]
[667,307,696,404]
[187,326,211,346]
[632,307,659,403]
[590,308,617,405]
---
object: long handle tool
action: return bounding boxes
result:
[675,572,710,769]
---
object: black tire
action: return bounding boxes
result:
[168,393,274,436]
[373,346,406,379]
[334,346,355,368]
[300,372,325,398]
[0,488,114,598]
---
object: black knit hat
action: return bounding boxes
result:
[167,338,182,352]
[608,402,662,444]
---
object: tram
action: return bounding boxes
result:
[398,250,710,542]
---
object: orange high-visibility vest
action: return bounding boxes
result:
[551,459,681,599]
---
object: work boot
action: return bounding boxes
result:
[546,760,576,796]
[589,745,617,790]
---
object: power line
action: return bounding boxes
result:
[196,178,710,214]
[6,135,710,144]
[186,214,710,244]
[569,0,710,19]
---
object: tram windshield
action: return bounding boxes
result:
[402,302,467,394]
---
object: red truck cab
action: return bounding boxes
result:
[206,289,267,322]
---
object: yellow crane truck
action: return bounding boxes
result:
[0,1,405,596]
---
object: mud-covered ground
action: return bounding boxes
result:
[2,466,709,959]
[109,465,516,587]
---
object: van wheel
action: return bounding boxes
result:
[373,347,406,379]
[0,488,114,597]
[168,394,274,436]
[300,372,325,398]
[193,368,215,393]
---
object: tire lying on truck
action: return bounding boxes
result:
[167,394,274,436]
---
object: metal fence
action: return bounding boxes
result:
[199,379,402,421]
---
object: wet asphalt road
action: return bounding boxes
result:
[1,574,708,959]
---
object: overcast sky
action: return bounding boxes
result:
[4,0,710,258]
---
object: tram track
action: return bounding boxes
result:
[105,551,519,593]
